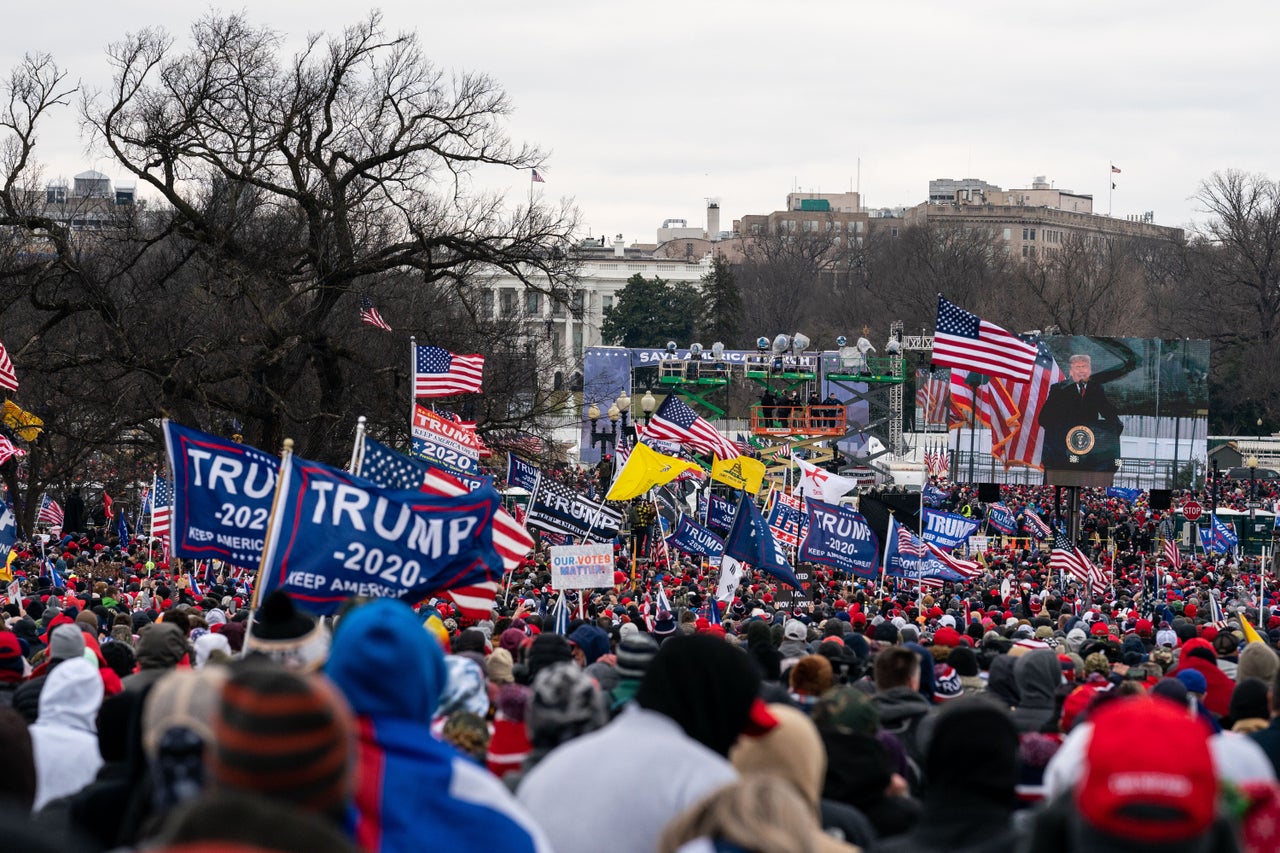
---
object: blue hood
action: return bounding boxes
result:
[327,599,447,722]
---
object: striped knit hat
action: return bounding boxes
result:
[209,659,352,818]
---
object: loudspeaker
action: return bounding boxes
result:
[1148,489,1172,511]
[977,483,1001,503]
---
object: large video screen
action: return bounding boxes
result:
[933,336,1209,488]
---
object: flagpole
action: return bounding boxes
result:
[879,511,893,600]
[1108,163,1113,217]
[408,336,418,449]
[348,415,367,474]
[245,437,294,653]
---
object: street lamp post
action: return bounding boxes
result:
[589,392,635,468]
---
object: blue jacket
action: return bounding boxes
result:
[326,600,552,853]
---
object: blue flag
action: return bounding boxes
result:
[116,511,130,547]
[706,494,735,535]
[922,484,949,508]
[1200,514,1238,555]
[885,518,965,583]
[258,452,503,616]
[163,421,279,566]
[724,495,801,589]
[552,590,571,635]
[986,503,1019,535]
[667,516,725,558]
[799,499,879,577]
[1106,487,1142,503]
[44,557,64,589]
[359,437,490,492]
[0,502,15,562]
[921,508,980,551]
[506,455,540,492]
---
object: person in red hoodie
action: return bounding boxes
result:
[1171,637,1235,719]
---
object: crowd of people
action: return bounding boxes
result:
[1,469,1280,852]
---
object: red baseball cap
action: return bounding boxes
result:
[1076,697,1215,843]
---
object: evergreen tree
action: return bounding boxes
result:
[698,256,743,345]
[600,274,701,347]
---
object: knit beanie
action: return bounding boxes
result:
[487,648,515,685]
[1238,642,1280,685]
[1229,678,1270,724]
[526,633,573,681]
[499,627,526,655]
[49,623,86,662]
[947,645,980,678]
[143,668,230,759]
[526,661,609,751]
[615,633,659,680]
[243,590,330,673]
[209,659,352,818]
[925,698,1018,805]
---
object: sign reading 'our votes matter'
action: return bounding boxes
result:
[549,544,615,589]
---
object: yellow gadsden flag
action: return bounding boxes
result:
[3,400,43,442]
[606,441,699,502]
[711,454,766,495]
[1240,613,1265,646]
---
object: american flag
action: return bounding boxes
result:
[1051,528,1106,589]
[933,295,1037,382]
[413,345,484,398]
[645,394,739,461]
[894,519,930,558]
[0,435,26,466]
[925,541,982,579]
[356,436,533,619]
[151,476,172,547]
[951,341,1064,470]
[531,169,546,183]
[950,368,1020,438]
[359,295,393,332]
[915,369,949,426]
[37,494,63,533]
[1162,536,1182,571]
[0,337,17,392]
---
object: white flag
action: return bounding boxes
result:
[716,555,744,603]
[792,454,860,503]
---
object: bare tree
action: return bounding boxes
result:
[1008,233,1155,336]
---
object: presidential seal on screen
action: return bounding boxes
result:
[1066,425,1096,456]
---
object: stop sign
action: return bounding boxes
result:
[1182,500,1203,522]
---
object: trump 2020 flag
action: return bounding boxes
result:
[258,452,503,616]
[506,455,540,492]
[163,420,279,567]
[724,494,801,589]
[706,493,735,535]
[799,499,879,577]
[986,503,1019,535]
[666,515,724,558]
[921,508,980,551]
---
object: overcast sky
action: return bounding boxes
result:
[5,2,1277,243]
